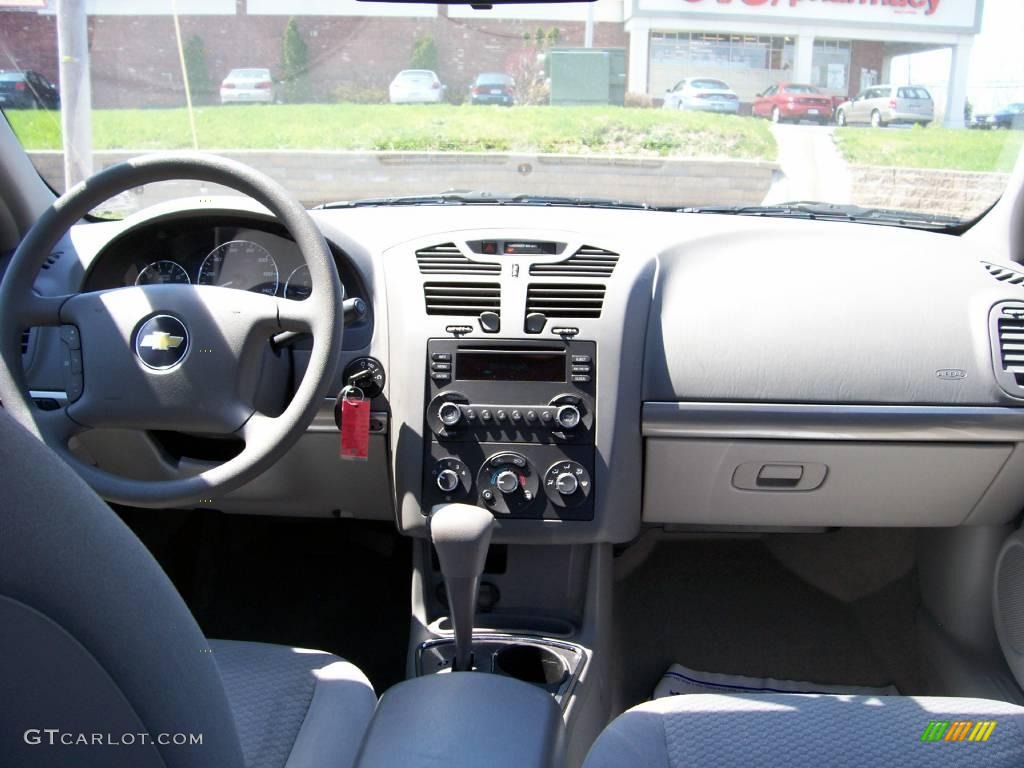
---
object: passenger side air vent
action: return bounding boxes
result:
[526,284,605,318]
[983,262,1024,285]
[423,282,500,316]
[416,243,500,275]
[995,304,1024,389]
[529,246,618,277]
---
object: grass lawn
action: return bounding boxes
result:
[5,103,776,161]
[834,125,1024,173]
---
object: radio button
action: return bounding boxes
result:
[431,362,452,372]
[571,374,592,384]
[480,409,492,422]
[571,354,592,364]
[540,410,554,424]
[556,405,582,430]
[438,402,463,427]
[431,372,451,383]
[465,409,477,421]
[496,410,507,421]
[511,409,522,422]
[571,364,591,374]
[431,352,452,362]
[525,410,538,423]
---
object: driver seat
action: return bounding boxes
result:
[0,408,377,768]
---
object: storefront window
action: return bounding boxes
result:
[811,39,851,93]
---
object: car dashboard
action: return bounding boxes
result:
[21,198,1024,542]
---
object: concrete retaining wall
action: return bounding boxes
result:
[850,165,1009,221]
[28,150,779,211]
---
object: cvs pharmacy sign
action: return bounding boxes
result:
[683,0,942,14]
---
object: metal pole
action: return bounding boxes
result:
[56,0,92,190]
[171,0,199,151]
[585,2,595,49]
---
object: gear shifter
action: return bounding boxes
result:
[429,503,494,672]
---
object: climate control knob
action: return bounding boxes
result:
[555,472,579,496]
[438,402,463,427]
[555,405,582,430]
[436,469,460,493]
[495,470,520,494]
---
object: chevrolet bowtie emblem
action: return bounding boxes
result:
[139,331,184,351]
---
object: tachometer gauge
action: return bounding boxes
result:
[198,240,279,295]
[135,260,190,286]
[284,265,312,301]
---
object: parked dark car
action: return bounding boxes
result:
[970,103,1024,130]
[752,82,833,125]
[469,73,515,106]
[0,70,60,110]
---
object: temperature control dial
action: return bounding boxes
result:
[432,457,471,499]
[477,452,540,516]
[543,460,592,508]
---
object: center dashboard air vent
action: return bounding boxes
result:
[529,246,618,277]
[526,284,605,318]
[423,282,500,317]
[416,243,500,275]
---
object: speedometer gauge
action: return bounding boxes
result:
[284,265,312,301]
[198,240,279,295]
[135,260,190,286]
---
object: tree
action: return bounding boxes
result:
[410,34,438,72]
[280,17,311,103]
[183,34,213,102]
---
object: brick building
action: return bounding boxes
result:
[0,0,982,124]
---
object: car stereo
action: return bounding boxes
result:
[423,338,596,521]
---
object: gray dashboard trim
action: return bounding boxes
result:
[643,402,1024,443]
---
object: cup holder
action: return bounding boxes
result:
[493,644,569,689]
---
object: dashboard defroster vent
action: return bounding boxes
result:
[526,284,605,319]
[530,246,618,277]
[416,243,500,275]
[983,262,1024,285]
[424,282,500,317]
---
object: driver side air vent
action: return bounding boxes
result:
[416,243,499,275]
[526,284,605,318]
[21,328,31,355]
[424,282,500,316]
[529,246,618,277]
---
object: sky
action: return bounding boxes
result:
[891,0,1024,111]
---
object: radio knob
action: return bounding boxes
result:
[436,469,460,493]
[555,404,582,430]
[495,470,520,494]
[556,472,579,496]
[438,402,463,427]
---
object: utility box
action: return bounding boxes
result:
[548,48,627,106]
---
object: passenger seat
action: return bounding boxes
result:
[584,693,1024,767]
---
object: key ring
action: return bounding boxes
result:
[340,385,364,403]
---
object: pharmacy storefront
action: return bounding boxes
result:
[624,0,983,126]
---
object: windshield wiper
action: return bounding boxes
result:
[315,191,651,210]
[673,201,962,229]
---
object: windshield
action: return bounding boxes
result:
[1,0,1022,224]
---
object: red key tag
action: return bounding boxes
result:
[338,386,370,461]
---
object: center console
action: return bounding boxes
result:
[423,338,597,521]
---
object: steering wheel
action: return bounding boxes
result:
[0,153,343,507]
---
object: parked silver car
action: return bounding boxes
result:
[662,78,739,114]
[219,68,275,105]
[835,84,933,128]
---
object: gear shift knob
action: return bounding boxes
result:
[430,503,494,672]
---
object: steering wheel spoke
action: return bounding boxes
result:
[34,406,88,446]
[23,293,75,326]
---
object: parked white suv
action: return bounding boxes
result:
[835,84,934,128]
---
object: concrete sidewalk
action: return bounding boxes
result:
[763,124,852,204]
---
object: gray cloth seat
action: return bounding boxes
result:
[584,692,1024,768]
[0,408,376,768]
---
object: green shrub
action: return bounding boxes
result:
[281,17,311,103]
[332,83,388,104]
[410,34,439,73]
[183,34,213,103]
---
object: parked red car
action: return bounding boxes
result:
[752,82,834,125]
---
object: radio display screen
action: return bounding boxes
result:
[456,351,565,382]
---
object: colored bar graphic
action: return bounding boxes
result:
[921,721,950,742]
[921,720,997,742]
